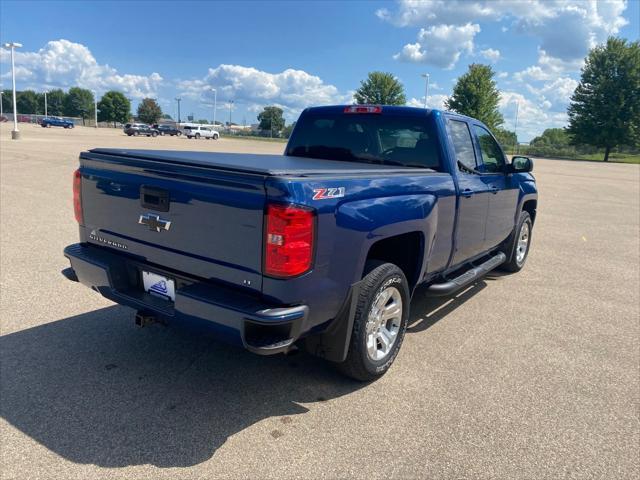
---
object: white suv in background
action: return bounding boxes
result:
[184,125,219,140]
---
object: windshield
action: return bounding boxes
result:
[286,111,441,170]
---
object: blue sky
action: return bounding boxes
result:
[1,0,638,140]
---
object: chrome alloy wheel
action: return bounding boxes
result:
[516,221,530,265]
[365,286,403,361]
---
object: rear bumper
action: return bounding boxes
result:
[63,243,308,355]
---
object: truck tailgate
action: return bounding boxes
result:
[78,150,266,292]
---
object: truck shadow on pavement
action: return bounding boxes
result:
[0,306,361,468]
[1,280,494,468]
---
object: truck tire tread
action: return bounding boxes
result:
[336,262,409,382]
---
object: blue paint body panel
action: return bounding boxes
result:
[64,106,537,354]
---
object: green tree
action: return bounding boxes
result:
[282,121,296,138]
[97,91,131,127]
[494,128,517,150]
[1,89,12,114]
[567,37,640,161]
[64,87,95,125]
[17,90,39,114]
[445,64,504,130]
[258,106,285,134]
[354,71,406,105]
[46,89,66,116]
[530,128,570,147]
[137,98,162,125]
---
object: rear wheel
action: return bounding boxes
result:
[500,211,532,272]
[133,131,139,136]
[336,262,409,381]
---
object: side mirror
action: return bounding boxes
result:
[511,156,533,173]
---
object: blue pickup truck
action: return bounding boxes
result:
[40,116,75,128]
[63,105,537,381]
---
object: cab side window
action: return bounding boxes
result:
[474,125,506,173]
[447,119,477,173]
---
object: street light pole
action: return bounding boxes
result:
[3,42,23,140]
[175,97,181,123]
[421,73,430,109]
[44,91,47,117]
[0,91,3,118]
[513,100,520,155]
[93,91,98,128]
[211,88,217,126]
[228,100,234,131]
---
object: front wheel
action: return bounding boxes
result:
[213,134,219,140]
[336,262,409,381]
[195,133,201,139]
[500,211,532,272]
[151,131,158,137]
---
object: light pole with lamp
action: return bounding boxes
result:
[175,97,181,123]
[421,73,430,109]
[44,91,47,117]
[3,42,23,140]
[210,88,217,126]
[513,100,520,155]
[228,100,234,131]
[93,91,98,127]
[0,91,3,118]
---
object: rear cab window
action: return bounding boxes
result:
[286,110,441,171]
[447,119,478,173]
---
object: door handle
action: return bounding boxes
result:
[462,188,474,198]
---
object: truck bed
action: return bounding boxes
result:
[85,148,429,177]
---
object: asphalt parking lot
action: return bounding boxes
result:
[1,123,638,479]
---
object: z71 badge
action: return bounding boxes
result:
[312,187,345,200]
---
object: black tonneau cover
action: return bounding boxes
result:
[86,148,428,177]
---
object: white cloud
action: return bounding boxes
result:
[379,0,629,64]
[499,90,568,141]
[407,94,449,110]
[480,48,501,63]
[514,48,584,82]
[0,39,162,98]
[393,23,480,69]
[177,64,351,117]
[526,77,579,108]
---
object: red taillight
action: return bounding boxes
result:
[264,203,314,278]
[73,169,83,224]
[344,105,382,114]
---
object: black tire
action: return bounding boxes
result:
[195,133,201,139]
[213,134,219,140]
[336,262,409,381]
[41,124,47,128]
[500,211,533,272]
[151,131,158,137]
[177,131,182,136]
[133,131,139,137]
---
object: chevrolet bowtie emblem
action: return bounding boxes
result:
[138,213,171,232]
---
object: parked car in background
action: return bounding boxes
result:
[153,124,182,136]
[184,125,219,139]
[124,123,158,137]
[40,117,74,129]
